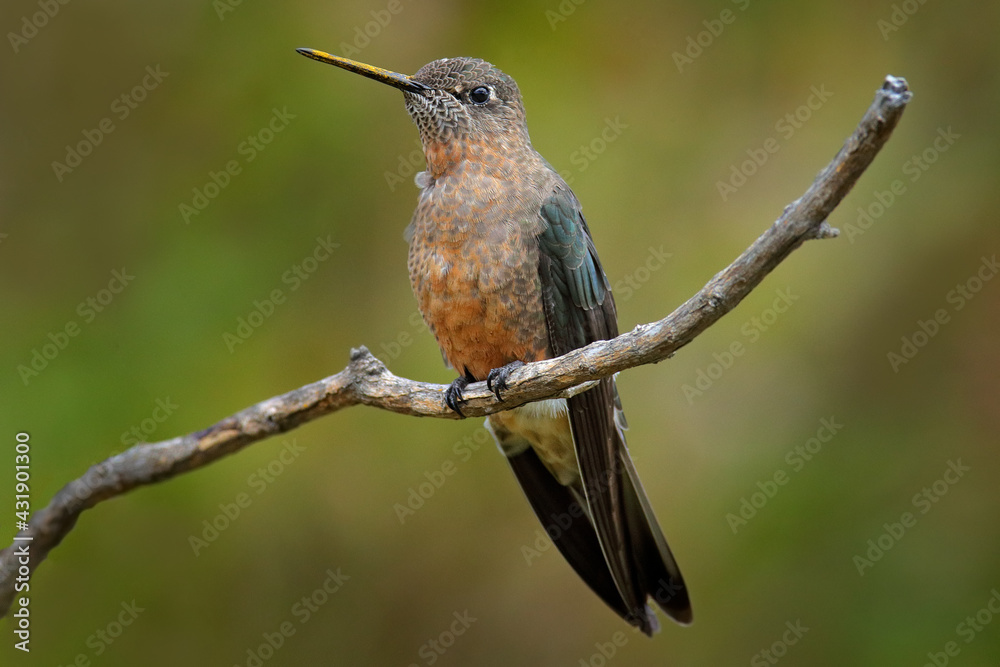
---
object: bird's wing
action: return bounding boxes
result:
[534,186,691,630]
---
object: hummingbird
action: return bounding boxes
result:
[297,48,692,635]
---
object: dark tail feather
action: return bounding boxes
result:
[505,445,637,622]
[567,382,692,634]
[619,446,693,625]
[502,422,691,635]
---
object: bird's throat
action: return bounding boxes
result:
[422,140,464,180]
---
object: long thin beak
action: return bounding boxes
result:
[296,48,429,94]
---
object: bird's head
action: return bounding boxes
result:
[298,50,531,171]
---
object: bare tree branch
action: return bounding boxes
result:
[0,75,911,618]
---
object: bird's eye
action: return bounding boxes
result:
[468,86,491,105]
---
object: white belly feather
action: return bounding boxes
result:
[487,398,579,487]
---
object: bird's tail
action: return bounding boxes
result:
[618,443,693,628]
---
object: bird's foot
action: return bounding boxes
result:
[486,361,526,402]
[445,376,470,417]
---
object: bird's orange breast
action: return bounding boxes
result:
[406,157,550,380]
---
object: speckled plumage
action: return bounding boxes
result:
[299,50,691,635]
[403,62,554,379]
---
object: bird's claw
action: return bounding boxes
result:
[445,376,470,417]
[486,361,525,402]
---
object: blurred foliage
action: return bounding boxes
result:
[2,0,999,665]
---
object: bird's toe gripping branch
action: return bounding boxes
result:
[486,360,526,402]
[444,376,471,417]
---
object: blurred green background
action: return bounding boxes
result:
[2,0,999,664]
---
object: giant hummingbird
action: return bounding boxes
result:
[298,47,692,635]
